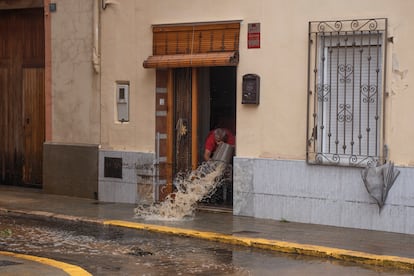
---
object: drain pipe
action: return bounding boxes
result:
[93,0,102,202]
[93,0,100,74]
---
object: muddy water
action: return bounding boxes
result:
[135,161,229,220]
[0,214,412,276]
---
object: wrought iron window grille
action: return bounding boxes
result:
[306,19,388,167]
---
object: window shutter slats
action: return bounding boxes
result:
[152,22,240,56]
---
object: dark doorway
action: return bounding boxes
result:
[197,67,237,162]
[198,66,236,207]
[210,67,236,135]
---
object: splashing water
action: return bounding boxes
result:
[134,161,230,220]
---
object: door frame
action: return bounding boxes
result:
[163,67,236,202]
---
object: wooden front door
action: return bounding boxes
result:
[173,68,193,176]
[0,8,45,186]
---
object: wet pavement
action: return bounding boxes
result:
[0,185,413,275]
[1,214,411,275]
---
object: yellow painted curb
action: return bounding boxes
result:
[0,251,92,276]
[104,220,414,271]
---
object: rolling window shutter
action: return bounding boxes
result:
[143,21,240,68]
[318,34,382,158]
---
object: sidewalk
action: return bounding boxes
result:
[0,185,413,273]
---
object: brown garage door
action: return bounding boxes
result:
[0,8,45,186]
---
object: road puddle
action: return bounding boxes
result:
[0,214,411,276]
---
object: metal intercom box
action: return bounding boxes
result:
[116,83,129,122]
[242,74,260,104]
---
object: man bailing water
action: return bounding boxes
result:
[203,128,235,162]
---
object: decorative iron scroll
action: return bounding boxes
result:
[338,64,353,83]
[317,84,330,102]
[337,104,353,122]
[361,85,378,103]
[311,18,386,34]
[315,153,378,167]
